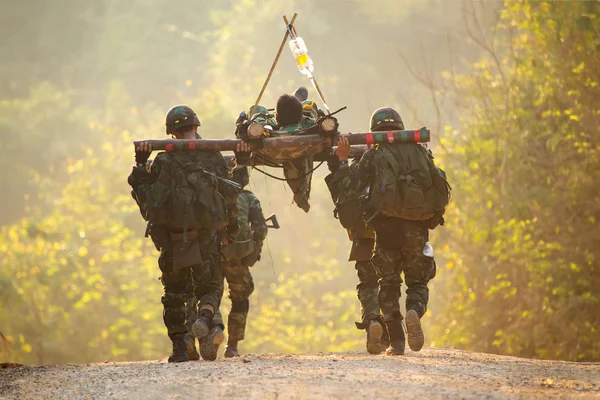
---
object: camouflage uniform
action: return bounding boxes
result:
[222,190,267,348]
[129,133,238,362]
[326,162,386,354]
[334,148,435,321]
[325,164,381,328]
[333,107,443,355]
[246,103,318,212]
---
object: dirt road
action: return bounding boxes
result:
[1,349,599,399]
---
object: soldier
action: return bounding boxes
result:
[128,104,247,362]
[333,107,450,356]
[220,167,268,358]
[325,158,389,354]
[240,92,317,212]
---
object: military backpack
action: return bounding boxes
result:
[368,144,451,227]
[146,152,230,235]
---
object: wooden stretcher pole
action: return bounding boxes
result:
[249,13,298,116]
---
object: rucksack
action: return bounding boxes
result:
[146,152,229,236]
[221,191,255,260]
[369,144,451,224]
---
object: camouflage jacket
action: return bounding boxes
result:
[331,146,379,209]
[239,190,268,243]
[326,159,374,241]
[221,189,268,264]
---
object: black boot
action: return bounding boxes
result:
[224,340,240,358]
[168,335,190,363]
[385,319,406,356]
[406,309,424,352]
[192,309,213,340]
[184,333,200,361]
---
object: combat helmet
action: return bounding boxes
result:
[370,107,404,132]
[165,105,201,135]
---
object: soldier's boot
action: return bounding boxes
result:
[385,319,406,356]
[199,326,224,362]
[191,309,213,340]
[184,333,200,361]
[224,340,240,358]
[406,309,424,352]
[381,319,390,349]
[168,335,190,363]
[366,319,384,355]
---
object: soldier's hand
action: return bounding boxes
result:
[236,142,251,153]
[235,111,248,126]
[135,141,152,165]
[336,135,350,161]
[235,141,252,165]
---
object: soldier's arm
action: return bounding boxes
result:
[332,148,375,201]
[248,194,268,242]
[128,152,166,220]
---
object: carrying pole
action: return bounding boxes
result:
[249,13,298,116]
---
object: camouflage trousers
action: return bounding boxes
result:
[355,260,382,328]
[184,278,224,333]
[158,230,224,340]
[283,157,313,212]
[372,219,436,322]
[221,259,255,341]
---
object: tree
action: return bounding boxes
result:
[429,0,600,361]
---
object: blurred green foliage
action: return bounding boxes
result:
[1,0,598,364]
[428,0,600,361]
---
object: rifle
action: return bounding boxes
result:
[197,167,242,191]
[145,159,241,190]
[265,214,280,229]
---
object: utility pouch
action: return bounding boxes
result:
[170,230,202,270]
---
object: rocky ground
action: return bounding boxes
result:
[1,349,599,399]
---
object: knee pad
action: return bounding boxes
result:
[231,299,250,313]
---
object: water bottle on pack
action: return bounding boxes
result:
[423,241,434,258]
[288,36,314,78]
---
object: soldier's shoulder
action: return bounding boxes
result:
[154,151,169,161]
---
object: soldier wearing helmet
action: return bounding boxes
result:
[129,104,249,362]
[332,106,449,356]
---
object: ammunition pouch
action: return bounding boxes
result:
[170,230,202,270]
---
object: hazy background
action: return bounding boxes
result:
[1,0,598,364]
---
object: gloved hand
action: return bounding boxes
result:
[226,221,240,236]
[236,111,248,126]
[135,141,152,165]
[235,141,252,166]
[127,165,149,187]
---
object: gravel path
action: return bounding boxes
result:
[1,349,599,399]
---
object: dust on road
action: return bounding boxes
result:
[1,349,599,399]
